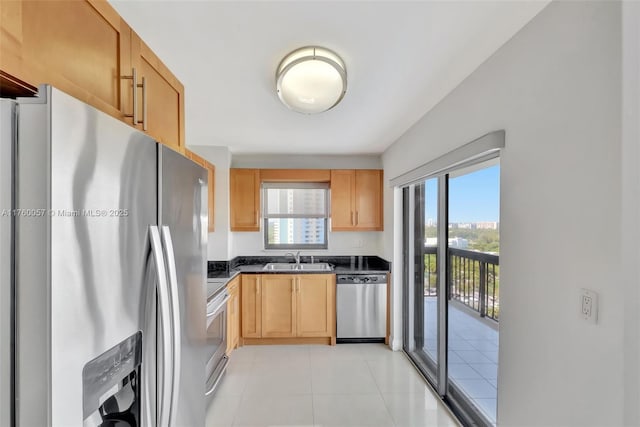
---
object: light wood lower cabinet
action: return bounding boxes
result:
[297,274,335,337]
[226,276,240,355]
[241,275,262,338]
[240,274,336,344]
[261,275,296,338]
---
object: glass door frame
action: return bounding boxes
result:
[402,176,449,390]
[402,167,498,427]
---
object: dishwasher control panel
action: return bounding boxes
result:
[336,274,386,284]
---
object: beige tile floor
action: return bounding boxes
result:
[206,343,460,427]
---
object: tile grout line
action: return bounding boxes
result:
[363,354,398,427]
[401,351,465,427]
[220,344,461,427]
[230,351,255,427]
[307,347,316,427]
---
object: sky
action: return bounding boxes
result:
[425,164,500,223]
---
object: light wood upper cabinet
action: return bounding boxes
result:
[206,165,215,232]
[241,275,261,338]
[226,276,240,355]
[0,1,24,72]
[329,170,355,230]
[131,31,185,153]
[185,150,215,232]
[1,0,130,119]
[230,169,261,231]
[354,170,383,229]
[261,275,296,338]
[229,168,383,233]
[0,0,185,152]
[330,169,383,231]
[297,274,335,338]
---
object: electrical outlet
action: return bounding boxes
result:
[581,289,598,324]
[582,295,592,317]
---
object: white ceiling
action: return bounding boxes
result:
[109,1,549,155]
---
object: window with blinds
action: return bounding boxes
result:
[263,183,329,250]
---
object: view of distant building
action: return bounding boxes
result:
[425,237,469,249]
[476,221,499,230]
[268,188,325,244]
[445,221,500,230]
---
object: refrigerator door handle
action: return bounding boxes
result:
[161,225,182,427]
[150,226,173,427]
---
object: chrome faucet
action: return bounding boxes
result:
[285,251,301,265]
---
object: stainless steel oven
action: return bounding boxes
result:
[205,283,229,406]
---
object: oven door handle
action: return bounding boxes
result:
[205,355,229,396]
[207,293,230,318]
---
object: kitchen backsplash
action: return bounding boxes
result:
[230,230,384,258]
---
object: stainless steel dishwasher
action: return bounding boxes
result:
[336,273,387,343]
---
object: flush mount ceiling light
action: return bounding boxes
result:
[276,46,347,114]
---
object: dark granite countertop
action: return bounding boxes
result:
[207,270,241,281]
[206,271,240,301]
[208,255,390,279]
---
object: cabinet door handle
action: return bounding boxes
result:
[355,211,359,225]
[140,76,147,131]
[121,68,147,130]
[256,281,260,295]
[121,67,138,125]
[350,211,354,226]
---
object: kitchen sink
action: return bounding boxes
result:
[297,263,333,271]
[263,262,333,272]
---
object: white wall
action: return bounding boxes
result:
[622,1,640,425]
[188,145,232,260]
[231,227,383,258]
[383,2,625,425]
[232,154,382,169]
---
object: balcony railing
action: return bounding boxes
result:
[423,246,500,321]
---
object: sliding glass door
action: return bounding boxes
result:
[403,177,441,384]
[403,160,500,427]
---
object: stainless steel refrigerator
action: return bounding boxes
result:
[0,85,207,426]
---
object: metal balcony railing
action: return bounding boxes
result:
[423,246,500,321]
